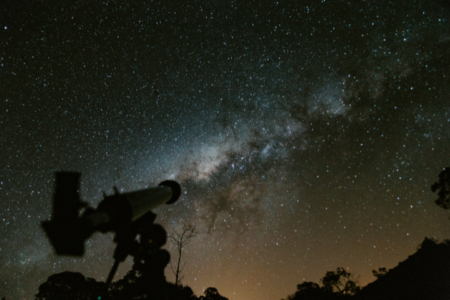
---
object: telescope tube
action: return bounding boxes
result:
[89,180,181,232]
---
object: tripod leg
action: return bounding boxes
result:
[102,259,120,299]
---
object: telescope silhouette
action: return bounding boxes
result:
[42,172,181,256]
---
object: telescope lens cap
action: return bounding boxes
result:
[159,180,181,204]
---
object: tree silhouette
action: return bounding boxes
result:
[296,282,321,293]
[372,267,388,279]
[199,287,228,300]
[431,167,450,209]
[177,285,199,300]
[35,272,105,300]
[169,223,197,286]
[321,267,360,296]
[284,282,332,300]
[108,269,199,300]
[283,268,360,300]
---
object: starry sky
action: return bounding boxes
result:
[1,1,450,299]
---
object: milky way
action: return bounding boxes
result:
[1,1,450,300]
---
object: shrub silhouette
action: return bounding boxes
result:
[35,272,105,300]
[199,287,229,300]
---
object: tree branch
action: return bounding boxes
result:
[169,222,198,286]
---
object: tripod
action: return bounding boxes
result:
[102,212,170,299]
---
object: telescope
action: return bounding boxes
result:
[42,172,182,296]
[42,172,181,256]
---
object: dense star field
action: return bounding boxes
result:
[1,1,450,299]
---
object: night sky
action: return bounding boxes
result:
[1,1,450,299]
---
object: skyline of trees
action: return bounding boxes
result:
[31,236,450,300]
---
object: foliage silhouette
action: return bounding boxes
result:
[284,282,334,300]
[108,269,199,300]
[371,267,388,279]
[321,267,361,296]
[296,282,321,293]
[431,167,450,209]
[35,271,105,300]
[177,285,199,300]
[283,268,360,300]
[199,287,228,300]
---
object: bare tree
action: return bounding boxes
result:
[169,223,197,286]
